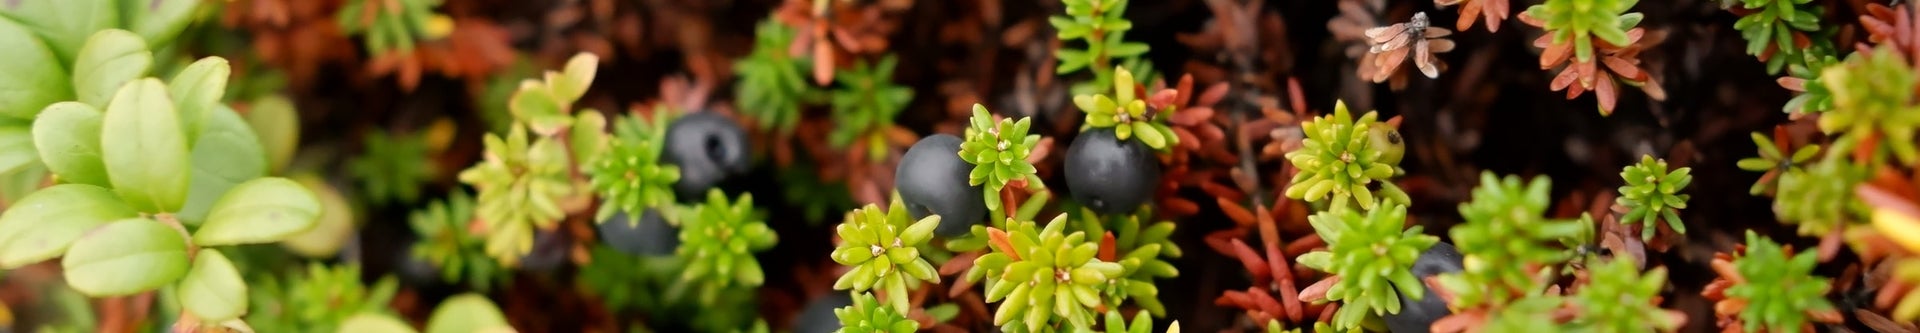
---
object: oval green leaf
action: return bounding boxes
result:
[0,184,138,268]
[243,95,298,173]
[61,218,190,296]
[0,0,119,63]
[178,249,246,321]
[193,177,320,246]
[33,102,110,186]
[72,29,153,107]
[122,0,199,47]
[101,78,191,213]
[425,294,514,333]
[0,121,39,176]
[0,16,73,119]
[178,106,267,224]
[169,57,230,145]
[338,313,420,333]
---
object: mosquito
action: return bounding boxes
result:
[1364,12,1456,79]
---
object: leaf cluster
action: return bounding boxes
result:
[1773,156,1869,236]
[1283,101,1409,212]
[1736,131,1819,196]
[1819,46,1920,166]
[969,215,1124,332]
[458,53,606,265]
[1569,259,1680,332]
[350,131,434,205]
[829,55,913,162]
[1729,0,1833,75]
[1617,155,1691,240]
[589,111,680,223]
[1523,0,1644,63]
[336,0,450,54]
[1296,202,1437,330]
[959,104,1043,211]
[1074,67,1178,150]
[1051,0,1151,94]
[248,263,400,333]
[407,190,505,290]
[1074,207,1180,317]
[831,197,942,312]
[734,20,817,134]
[1782,54,1839,114]
[677,190,778,302]
[1439,172,1587,308]
[833,292,920,333]
[1724,231,1836,332]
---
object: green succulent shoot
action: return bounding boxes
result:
[1725,230,1836,332]
[458,125,573,265]
[1819,46,1920,166]
[408,190,504,290]
[678,190,778,299]
[830,55,913,162]
[1729,0,1825,74]
[833,292,920,333]
[350,131,434,205]
[1283,100,1410,212]
[1480,295,1572,333]
[971,214,1123,332]
[246,263,400,333]
[831,198,942,313]
[735,20,816,134]
[1774,157,1869,236]
[590,111,680,223]
[1524,0,1643,62]
[1440,172,1588,308]
[1051,0,1151,95]
[1783,54,1839,114]
[1074,207,1180,317]
[1569,259,1680,332]
[1074,67,1178,150]
[1616,155,1691,240]
[959,104,1043,212]
[336,0,450,54]
[1737,131,1820,196]
[1100,310,1155,333]
[1296,202,1438,330]
[577,245,683,313]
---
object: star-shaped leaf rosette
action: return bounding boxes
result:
[959,104,1045,213]
[1075,67,1179,150]
[831,195,941,313]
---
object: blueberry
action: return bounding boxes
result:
[896,134,987,237]
[597,209,680,256]
[793,292,854,333]
[664,112,751,200]
[1064,128,1160,215]
[516,229,570,272]
[1384,241,1463,333]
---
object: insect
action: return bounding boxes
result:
[1363,12,1456,79]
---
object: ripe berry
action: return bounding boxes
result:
[1384,241,1463,333]
[597,209,679,256]
[664,112,751,200]
[793,292,853,333]
[896,134,987,236]
[1064,128,1160,215]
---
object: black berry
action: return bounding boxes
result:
[1384,241,1463,333]
[597,209,680,256]
[516,229,570,272]
[1064,128,1160,215]
[896,134,987,237]
[793,292,853,333]
[664,112,751,200]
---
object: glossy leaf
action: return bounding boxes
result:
[0,0,119,62]
[61,218,190,296]
[0,122,38,177]
[178,106,268,223]
[243,95,299,173]
[0,15,73,119]
[0,184,138,268]
[101,78,190,213]
[179,249,247,321]
[122,0,201,46]
[71,29,152,107]
[169,57,231,145]
[193,177,322,246]
[33,102,109,186]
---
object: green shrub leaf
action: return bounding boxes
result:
[169,57,230,145]
[178,106,268,224]
[61,218,190,296]
[178,249,247,321]
[425,294,513,333]
[243,95,299,173]
[338,313,420,333]
[102,78,190,213]
[0,184,138,268]
[72,29,151,107]
[193,177,321,246]
[33,102,110,186]
[549,53,597,104]
[121,0,200,47]
[0,16,73,119]
[0,121,39,176]
[0,0,119,63]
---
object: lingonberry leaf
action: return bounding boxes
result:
[193,177,323,246]
[178,249,248,321]
[71,29,152,108]
[100,78,189,213]
[32,102,109,186]
[0,184,137,268]
[61,218,190,296]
